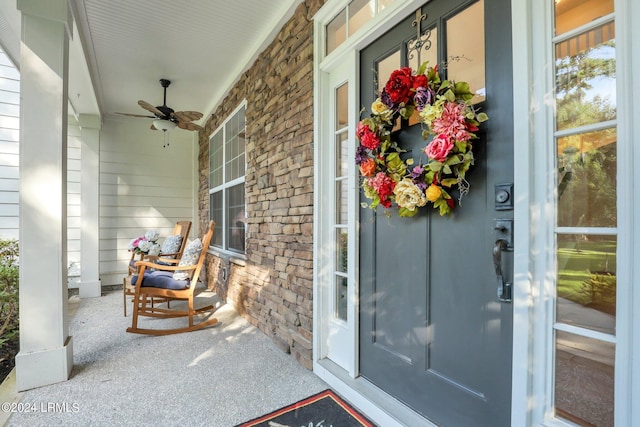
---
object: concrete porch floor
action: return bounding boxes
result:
[1,289,327,426]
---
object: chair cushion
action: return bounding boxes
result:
[132,270,189,290]
[160,235,183,255]
[173,238,202,281]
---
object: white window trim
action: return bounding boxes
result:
[208,100,247,255]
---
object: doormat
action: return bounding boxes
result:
[236,389,376,427]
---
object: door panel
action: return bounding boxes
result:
[359,0,513,425]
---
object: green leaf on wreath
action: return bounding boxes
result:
[433,199,449,216]
[429,162,442,172]
[444,89,456,102]
[441,178,458,187]
[445,154,463,166]
[401,105,415,119]
[455,141,467,153]
[398,207,419,217]
[443,164,452,174]
[370,197,380,210]
[417,62,428,75]
[455,81,471,94]
[477,112,489,122]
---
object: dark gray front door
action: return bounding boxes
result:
[359,0,513,425]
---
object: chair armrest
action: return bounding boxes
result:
[145,255,180,265]
[159,251,180,258]
[135,260,197,273]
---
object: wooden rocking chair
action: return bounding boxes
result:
[126,220,218,336]
[123,220,192,316]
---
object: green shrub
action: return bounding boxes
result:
[0,239,19,347]
[580,270,616,314]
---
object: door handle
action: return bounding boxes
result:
[493,239,512,302]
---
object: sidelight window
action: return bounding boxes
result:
[552,1,616,425]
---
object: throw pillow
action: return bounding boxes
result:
[160,235,183,256]
[173,238,202,281]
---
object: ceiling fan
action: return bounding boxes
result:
[116,79,204,132]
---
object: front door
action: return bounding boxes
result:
[359,0,513,425]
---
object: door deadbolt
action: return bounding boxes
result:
[496,190,509,203]
[495,183,514,210]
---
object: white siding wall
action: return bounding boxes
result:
[67,124,82,261]
[99,116,195,285]
[0,47,84,286]
[66,122,82,285]
[0,46,19,240]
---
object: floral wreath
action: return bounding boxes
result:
[356,62,488,217]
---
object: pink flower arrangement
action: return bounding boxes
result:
[128,230,161,255]
[356,61,488,216]
[431,101,472,142]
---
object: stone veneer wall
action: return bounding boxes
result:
[198,0,325,369]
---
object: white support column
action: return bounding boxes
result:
[78,114,101,298]
[15,0,74,391]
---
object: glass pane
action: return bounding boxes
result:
[557,128,616,227]
[556,234,616,334]
[336,82,348,130]
[407,27,437,126]
[225,108,246,182]
[336,132,348,178]
[335,275,348,321]
[227,183,245,253]
[326,9,347,55]
[378,0,394,13]
[555,21,616,131]
[445,0,485,104]
[209,131,224,188]
[335,229,348,273]
[407,26,438,73]
[209,191,223,247]
[555,330,614,427]
[555,0,614,36]
[348,0,374,37]
[376,50,401,94]
[336,179,348,225]
[376,50,401,130]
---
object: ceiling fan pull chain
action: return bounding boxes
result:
[163,130,170,148]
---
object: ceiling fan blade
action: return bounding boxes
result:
[177,121,203,131]
[173,111,203,122]
[115,112,156,118]
[138,100,164,117]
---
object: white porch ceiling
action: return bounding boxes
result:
[0,0,302,125]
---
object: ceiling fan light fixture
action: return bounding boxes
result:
[153,119,177,132]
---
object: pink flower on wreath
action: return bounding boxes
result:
[357,121,381,150]
[425,134,454,163]
[431,101,472,142]
[369,172,396,208]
